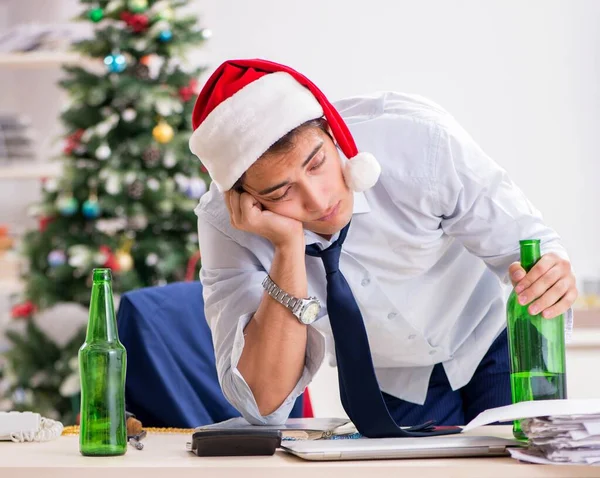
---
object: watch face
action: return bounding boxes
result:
[300,301,320,324]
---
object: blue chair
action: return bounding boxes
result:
[116,281,304,428]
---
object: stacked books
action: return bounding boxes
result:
[0,23,91,54]
[0,115,35,162]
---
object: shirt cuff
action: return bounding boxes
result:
[225,312,326,425]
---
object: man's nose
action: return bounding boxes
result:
[303,187,328,213]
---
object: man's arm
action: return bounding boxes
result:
[198,210,325,424]
[237,237,310,416]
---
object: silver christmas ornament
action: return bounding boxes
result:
[95,144,111,160]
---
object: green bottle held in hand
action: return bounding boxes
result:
[507,240,567,440]
[79,268,127,456]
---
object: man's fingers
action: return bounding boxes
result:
[540,290,577,319]
[227,190,242,227]
[509,262,526,286]
[239,192,258,223]
[515,254,559,294]
[527,278,570,316]
[224,191,233,215]
[517,264,563,306]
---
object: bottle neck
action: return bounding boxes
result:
[520,240,541,273]
[86,280,118,343]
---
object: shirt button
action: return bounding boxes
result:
[429,350,437,355]
[387,312,397,319]
[361,277,370,287]
[408,334,416,340]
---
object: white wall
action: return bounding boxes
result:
[196,0,600,281]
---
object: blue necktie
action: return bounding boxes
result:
[306,221,461,438]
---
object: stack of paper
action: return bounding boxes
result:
[510,414,600,465]
[464,399,600,466]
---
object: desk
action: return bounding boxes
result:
[0,426,596,478]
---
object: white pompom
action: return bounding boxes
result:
[343,152,381,192]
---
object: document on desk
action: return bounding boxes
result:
[463,399,600,432]
[464,399,600,466]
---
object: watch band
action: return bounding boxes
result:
[261,275,301,314]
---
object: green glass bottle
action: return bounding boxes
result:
[79,268,127,456]
[507,239,567,440]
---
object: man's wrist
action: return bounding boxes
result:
[273,235,305,255]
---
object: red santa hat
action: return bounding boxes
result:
[189,58,380,192]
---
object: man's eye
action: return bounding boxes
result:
[310,156,326,171]
[270,188,291,201]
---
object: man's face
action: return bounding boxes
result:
[241,126,354,237]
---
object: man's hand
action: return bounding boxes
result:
[508,253,578,319]
[225,190,304,248]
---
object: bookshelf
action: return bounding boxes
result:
[0,52,81,68]
[0,162,61,180]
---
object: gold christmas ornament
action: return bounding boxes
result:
[116,251,134,272]
[152,120,174,144]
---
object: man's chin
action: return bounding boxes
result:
[305,215,350,237]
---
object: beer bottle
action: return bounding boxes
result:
[507,240,567,440]
[79,268,127,456]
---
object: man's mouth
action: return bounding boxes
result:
[317,201,341,221]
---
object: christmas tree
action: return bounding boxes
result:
[1,0,211,423]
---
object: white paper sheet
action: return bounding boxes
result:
[463,399,600,432]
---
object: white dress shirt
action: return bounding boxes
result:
[195,91,572,425]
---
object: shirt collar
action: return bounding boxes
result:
[352,190,371,215]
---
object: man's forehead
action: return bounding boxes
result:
[246,139,324,185]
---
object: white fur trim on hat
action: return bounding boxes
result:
[343,152,381,192]
[189,72,323,191]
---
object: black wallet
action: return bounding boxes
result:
[188,428,282,457]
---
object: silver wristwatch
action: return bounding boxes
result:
[261,275,321,325]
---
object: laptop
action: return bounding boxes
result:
[281,435,523,461]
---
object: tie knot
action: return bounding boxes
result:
[320,245,342,275]
[306,241,343,275]
[305,221,351,274]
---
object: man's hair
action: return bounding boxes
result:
[232,117,329,193]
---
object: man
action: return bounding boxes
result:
[189,59,577,434]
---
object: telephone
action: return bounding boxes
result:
[0,411,63,442]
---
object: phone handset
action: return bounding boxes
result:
[0,411,63,442]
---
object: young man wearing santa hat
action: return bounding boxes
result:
[188,59,577,437]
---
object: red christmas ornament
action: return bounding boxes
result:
[63,129,84,155]
[140,55,152,66]
[99,245,120,272]
[200,164,208,174]
[11,301,37,319]
[178,86,193,102]
[126,13,149,33]
[39,215,55,232]
[178,79,200,102]
[120,11,133,22]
